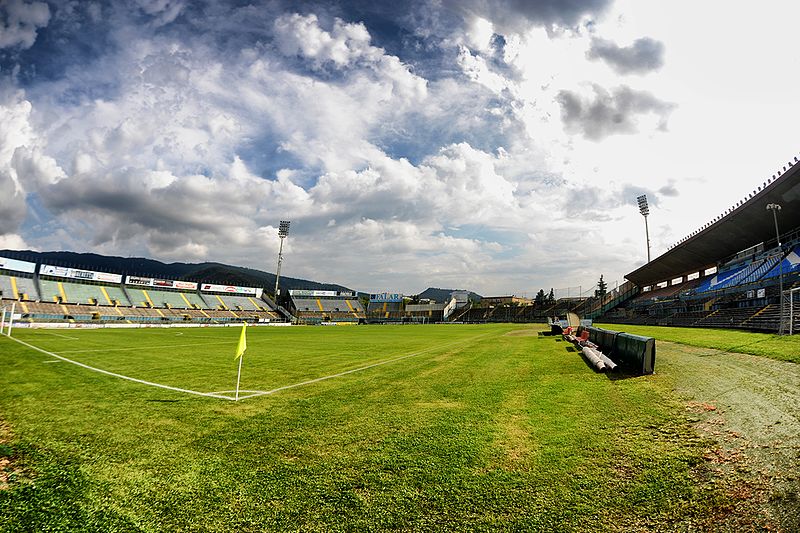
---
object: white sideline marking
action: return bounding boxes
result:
[236,333,495,400]
[7,336,235,401]
[43,360,63,363]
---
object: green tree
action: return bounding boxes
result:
[535,289,546,305]
[547,288,555,303]
[595,275,608,297]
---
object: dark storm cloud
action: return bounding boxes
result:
[556,84,675,141]
[586,37,665,74]
[446,0,613,32]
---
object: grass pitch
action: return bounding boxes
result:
[0,323,794,531]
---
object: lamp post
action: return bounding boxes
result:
[766,204,783,335]
[273,220,291,303]
[637,195,651,263]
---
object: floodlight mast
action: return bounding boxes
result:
[766,204,784,335]
[637,195,651,263]
[273,220,291,303]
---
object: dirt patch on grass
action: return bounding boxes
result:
[663,341,800,531]
[0,420,26,491]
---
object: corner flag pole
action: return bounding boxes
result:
[234,322,247,401]
[235,352,244,401]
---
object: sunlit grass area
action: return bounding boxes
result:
[0,324,743,531]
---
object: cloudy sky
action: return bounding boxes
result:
[1,0,799,296]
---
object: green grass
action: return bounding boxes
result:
[0,324,730,531]
[596,323,800,363]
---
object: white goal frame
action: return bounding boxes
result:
[786,287,800,335]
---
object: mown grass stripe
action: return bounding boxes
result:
[238,332,495,400]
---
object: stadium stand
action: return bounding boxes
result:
[125,287,157,308]
[404,303,445,322]
[144,288,203,309]
[0,274,38,301]
[214,294,266,311]
[601,154,800,333]
[291,291,365,323]
[0,260,285,326]
[365,293,404,322]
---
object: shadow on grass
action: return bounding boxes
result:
[605,371,645,381]
[573,347,646,381]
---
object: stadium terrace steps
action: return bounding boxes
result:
[0,275,37,301]
[693,307,759,328]
[63,282,108,304]
[741,256,780,284]
[38,279,62,302]
[14,276,36,300]
[293,296,365,322]
[216,294,262,311]
[695,264,747,293]
[763,245,800,279]
[14,300,279,324]
[741,304,781,331]
[664,311,710,327]
[147,289,197,309]
[0,274,13,300]
[714,259,767,290]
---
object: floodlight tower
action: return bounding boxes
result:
[637,195,651,263]
[273,220,291,302]
[766,203,784,335]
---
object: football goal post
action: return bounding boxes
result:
[786,287,800,335]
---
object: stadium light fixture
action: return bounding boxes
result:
[766,204,784,335]
[637,195,651,263]
[273,220,291,301]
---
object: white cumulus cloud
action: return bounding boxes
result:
[0,0,50,49]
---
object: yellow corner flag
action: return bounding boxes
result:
[234,323,247,360]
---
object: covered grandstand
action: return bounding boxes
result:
[0,258,283,326]
[602,154,800,333]
[366,292,405,322]
[289,289,365,324]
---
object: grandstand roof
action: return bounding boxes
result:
[626,161,800,286]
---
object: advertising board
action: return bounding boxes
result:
[369,292,403,303]
[124,276,198,291]
[0,257,37,274]
[200,283,259,296]
[41,264,122,284]
[289,290,338,297]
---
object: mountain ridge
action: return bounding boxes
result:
[0,250,482,301]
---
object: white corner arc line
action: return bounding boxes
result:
[7,336,235,401]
